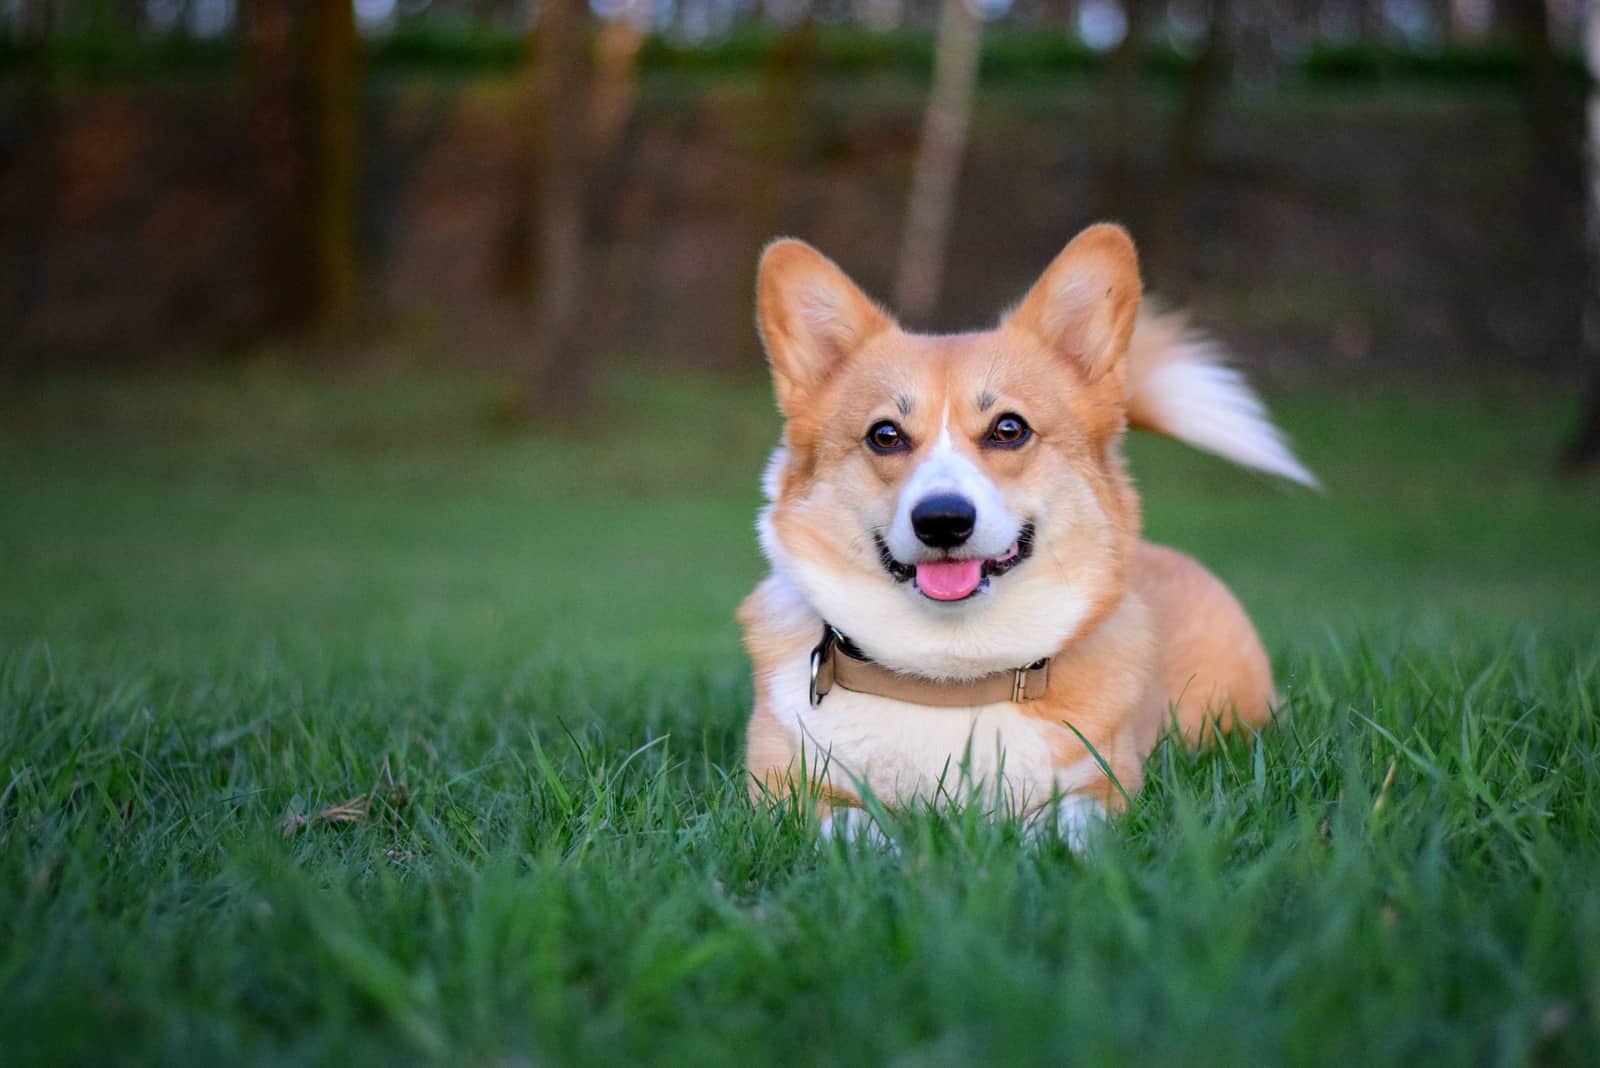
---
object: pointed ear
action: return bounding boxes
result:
[756,239,893,417]
[1005,223,1142,380]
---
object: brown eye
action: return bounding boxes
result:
[987,413,1031,447]
[866,420,908,454]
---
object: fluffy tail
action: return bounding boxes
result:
[1124,306,1318,487]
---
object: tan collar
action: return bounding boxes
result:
[808,627,1050,708]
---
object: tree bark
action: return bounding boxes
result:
[516,2,649,417]
[895,0,983,326]
[1514,0,1572,170]
[524,0,643,415]
[1559,3,1600,471]
[2,0,57,369]
[1447,0,1489,42]
[525,0,593,415]
[308,0,361,335]
[246,0,360,339]
[1098,0,1149,221]
[733,20,819,367]
[588,14,644,166]
[247,0,309,332]
[1152,0,1230,285]
[576,10,646,361]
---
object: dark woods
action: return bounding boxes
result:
[0,0,1595,457]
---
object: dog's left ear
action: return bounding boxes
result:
[1005,223,1142,380]
[756,239,893,417]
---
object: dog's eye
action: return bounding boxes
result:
[866,420,908,454]
[987,413,1031,447]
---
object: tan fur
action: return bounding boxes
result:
[1131,543,1275,746]
[741,225,1294,824]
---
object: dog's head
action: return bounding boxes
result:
[755,224,1146,679]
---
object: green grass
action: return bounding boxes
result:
[2,364,1598,1065]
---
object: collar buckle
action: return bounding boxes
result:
[809,626,841,706]
[1013,657,1049,702]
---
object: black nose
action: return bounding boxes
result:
[911,494,977,548]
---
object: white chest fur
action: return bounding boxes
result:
[763,648,1093,812]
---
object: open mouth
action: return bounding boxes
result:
[874,523,1036,602]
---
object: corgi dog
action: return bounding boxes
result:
[738,224,1315,842]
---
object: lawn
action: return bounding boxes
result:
[2,364,1597,1065]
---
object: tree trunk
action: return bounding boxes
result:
[734,19,820,367]
[1559,3,1600,472]
[517,3,647,417]
[588,14,644,166]
[1447,0,1489,42]
[1514,0,1571,170]
[1098,0,1149,221]
[308,0,360,335]
[246,0,359,339]
[894,0,983,326]
[576,11,646,362]
[2,0,56,369]
[1153,0,1230,285]
[247,0,309,333]
[526,0,594,415]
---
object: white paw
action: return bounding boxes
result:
[1029,794,1107,852]
[818,806,895,850]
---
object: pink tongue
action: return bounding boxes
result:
[915,558,984,601]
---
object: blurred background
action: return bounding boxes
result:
[2,0,1597,386]
[0,0,1596,676]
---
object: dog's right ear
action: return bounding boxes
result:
[756,239,892,417]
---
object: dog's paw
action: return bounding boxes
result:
[818,806,895,850]
[1027,794,1108,852]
